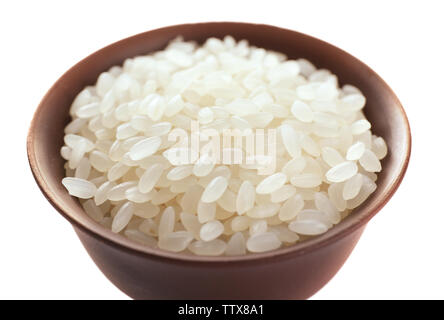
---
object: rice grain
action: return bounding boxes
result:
[61,37,387,256]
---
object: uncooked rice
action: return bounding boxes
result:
[61,36,387,256]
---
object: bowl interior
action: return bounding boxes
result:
[27,22,411,262]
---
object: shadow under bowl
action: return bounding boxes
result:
[27,22,411,300]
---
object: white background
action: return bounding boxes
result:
[1,0,442,299]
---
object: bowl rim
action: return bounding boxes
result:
[27,21,411,264]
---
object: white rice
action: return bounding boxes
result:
[61,36,387,256]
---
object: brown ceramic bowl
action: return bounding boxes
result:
[27,22,411,299]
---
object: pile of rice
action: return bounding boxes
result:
[61,36,387,256]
